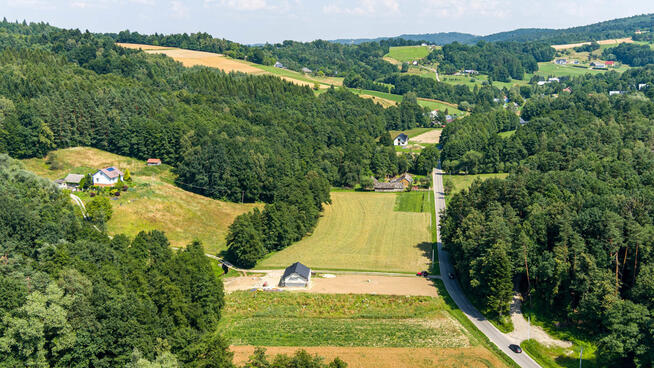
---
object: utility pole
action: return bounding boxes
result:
[579,347,583,368]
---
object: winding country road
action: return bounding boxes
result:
[432,168,541,368]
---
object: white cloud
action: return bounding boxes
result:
[323,0,400,16]
[170,0,189,18]
[6,0,56,9]
[203,0,290,11]
[419,0,508,19]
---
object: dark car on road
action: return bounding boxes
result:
[509,344,522,353]
[448,272,455,279]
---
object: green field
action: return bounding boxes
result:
[389,127,433,138]
[350,88,465,114]
[498,130,516,138]
[446,173,509,196]
[532,61,628,78]
[395,191,431,212]
[256,191,432,272]
[384,46,432,63]
[253,63,344,87]
[220,292,469,347]
[21,147,258,253]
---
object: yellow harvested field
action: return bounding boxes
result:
[257,192,432,272]
[116,42,326,88]
[21,147,258,253]
[359,94,397,107]
[231,346,509,368]
[552,37,633,50]
[411,129,442,144]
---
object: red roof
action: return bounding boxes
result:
[605,61,615,65]
[147,158,161,164]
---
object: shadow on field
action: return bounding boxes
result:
[415,241,434,263]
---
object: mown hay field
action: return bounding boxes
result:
[22,147,258,253]
[257,192,432,272]
[224,292,509,368]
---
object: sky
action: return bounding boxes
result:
[2,0,654,44]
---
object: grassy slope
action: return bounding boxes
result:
[384,46,432,63]
[256,192,432,272]
[394,191,431,213]
[22,147,258,253]
[350,88,465,114]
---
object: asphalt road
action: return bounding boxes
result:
[432,168,541,368]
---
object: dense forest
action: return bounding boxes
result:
[440,91,654,367]
[0,155,231,366]
[426,42,555,81]
[602,43,654,67]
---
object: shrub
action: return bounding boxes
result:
[87,196,113,226]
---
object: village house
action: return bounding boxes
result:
[92,167,124,186]
[279,262,311,288]
[274,61,284,68]
[639,83,648,90]
[57,173,85,191]
[393,133,408,146]
[591,62,606,69]
[609,90,623,96]
[548,77,560,83]
[605,61,615,67]
[146,158,162,166]
[301,67,312,74]
[393,173,413,188]
[555,59,567,65]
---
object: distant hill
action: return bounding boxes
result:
[332,32,477,45]
[332,13,654,46]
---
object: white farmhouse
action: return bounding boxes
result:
[393,133,408,146]
[279,262,311,288]
[92,167,124,186]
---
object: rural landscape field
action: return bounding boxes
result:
[2,5,654,368]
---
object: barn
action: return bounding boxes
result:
[279,262,311,288]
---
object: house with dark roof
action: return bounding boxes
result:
[393,133,408,146]
[56,173,85,191]
[92,167,124,186]
[280,262,311,287]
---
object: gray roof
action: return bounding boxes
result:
[64,174,85,184]
[395,133,408,140]
[282,262,311,281]
[374,181,405,190]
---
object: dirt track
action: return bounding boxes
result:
[223,273,438,296]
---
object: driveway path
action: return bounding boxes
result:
[432,168,541,368]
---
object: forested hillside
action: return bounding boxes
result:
[440,90,654,367]
[0,155,230,366]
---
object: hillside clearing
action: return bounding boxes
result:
[551,37,633,50]
[446,173,509,196]
[21,147,257,253]
[116,43,332,88]
[256,192,432,272]
[384,46,433,63]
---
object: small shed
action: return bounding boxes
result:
[147,158,162,166]
[63,174,85,190]
[280,262,311,288]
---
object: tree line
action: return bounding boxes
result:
[440,91,654,367]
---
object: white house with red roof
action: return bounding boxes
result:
[92,167,124,186]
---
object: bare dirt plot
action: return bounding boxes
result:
[410,129,442,144]
[552,37,633,50]
[231,346,508,368]
[224,273,437,296]
[257,192,432,273]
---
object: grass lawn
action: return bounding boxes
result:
[439,73,529,90]
[253,64,343,87]
[384,46,432,63]
[21,147,258,254]
[256,192,432,272]
[445,173,509,197]
[395,191,431,213]
[389,127,434,138]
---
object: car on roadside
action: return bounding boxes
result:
[509,344,522,354]
[448,272,455,279]
[416,271,429,277]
